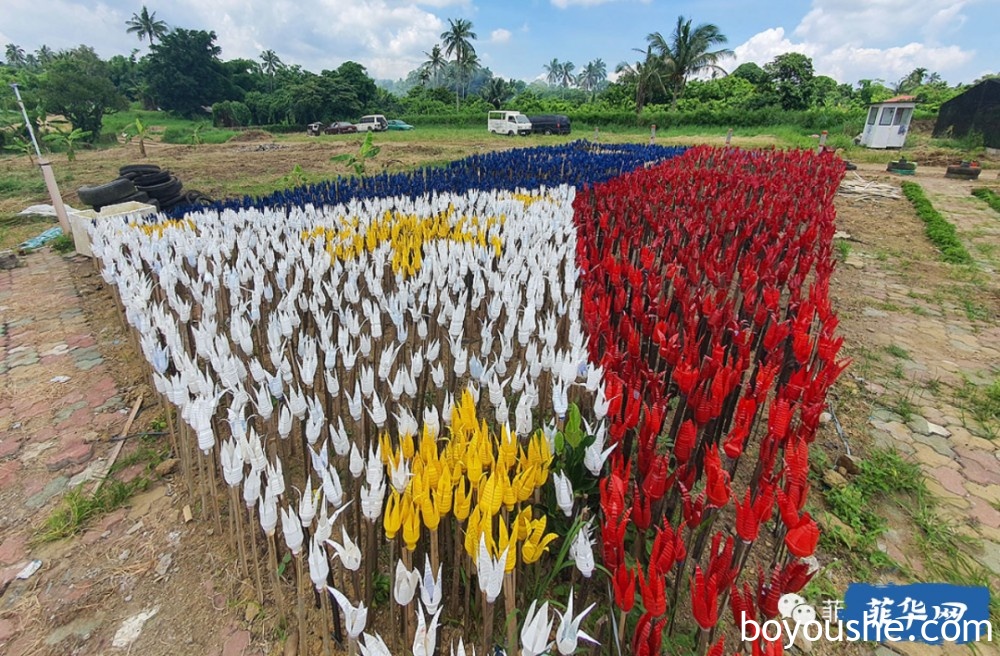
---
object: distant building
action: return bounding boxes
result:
[858,95,916,149]
[933,79,1000,154]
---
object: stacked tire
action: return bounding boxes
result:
[121,164,185,212]
[77,164,213,215]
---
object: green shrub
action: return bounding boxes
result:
[900,181,973,265]
[212,100,253,128]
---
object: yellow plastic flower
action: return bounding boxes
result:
[514,506,533,542]
[401,431,415,461]
[402,496,420,552]
[453,476,471,522]
[464,505,483,558]
[434,465,453,516]
[479,469,503,517]
[497,518,517,573]
[521,516,558,564]
[512,465,537,504]
[384,490,402,540]
[420,495,441,532]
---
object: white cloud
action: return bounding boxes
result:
[551,0,614,8]
[490,28,512,44]
[727,0,976,83]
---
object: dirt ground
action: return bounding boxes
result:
[2,138,999,655]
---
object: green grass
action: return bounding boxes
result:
[885,343,911,359]
[956,377,1000,438]
[971,187,1000,215]
[37,436,168,542]
[49,233,74,253]
[889,394,917,421]
[900,181,974,265]
[0,174,46,198]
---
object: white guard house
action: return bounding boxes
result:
[859,95,916,149]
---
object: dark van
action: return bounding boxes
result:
[528,114,571,135]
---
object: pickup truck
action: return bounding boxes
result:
[488,110,532,136]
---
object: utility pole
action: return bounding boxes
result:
[10,83,72,238]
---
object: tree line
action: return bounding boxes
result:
[2,5,993,144]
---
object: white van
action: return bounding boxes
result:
[488,110,532,136]
[355,114,388,132]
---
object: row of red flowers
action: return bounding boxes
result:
[573,146,848,653]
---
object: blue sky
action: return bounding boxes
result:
[1,0,995,86]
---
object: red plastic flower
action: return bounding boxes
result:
[690,566,719,630]
[784,513,819,558]
[704,444,731,508]
[613,564,636,612]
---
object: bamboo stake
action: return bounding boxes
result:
[267,532,288,619]
[248,503,265,604]
[296,552,307,654]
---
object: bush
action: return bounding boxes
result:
[212,100,252,128]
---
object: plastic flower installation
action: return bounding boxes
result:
[89,141,848,655]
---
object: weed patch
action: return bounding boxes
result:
[900,181,973,265]
[971,187,1000,214]
[37,437,168,542]
[956,377,1000,438]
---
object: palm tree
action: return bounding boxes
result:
[422,44,446,88]
[543,58,562,86]
[559,61,576,88]
[647,16,732,108]
[440,18,477,109]
[480,77,513,109]
[4,43,26,68]
[36,45,55,65]
[615,47,667,116]
[260,49,284,91]
[126,6,168,46]
[577,59,607,101]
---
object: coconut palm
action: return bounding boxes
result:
[480,77,513,109]
[615,47,667,116]
[422,45,446,88]
[4,43,26,68]
[260,49,284,91]
[126,6,168,46]
[577,59,607,100]
[543,58,562,87]
[440,18,477,108]
[647,16,732,108]
[35,45,55,65]
[559,61,576,88]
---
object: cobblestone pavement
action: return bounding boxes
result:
[832,167,1000,655]
[0,250,254,655]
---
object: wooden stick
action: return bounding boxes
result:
[92,395,143,494]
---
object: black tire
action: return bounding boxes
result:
[139,175,182,199]
[113,190,151,204]
[134,170,171,186]
[77,178,137,208]
[507,130,514,136]
[158,192,185,211]
[119,164,161,176]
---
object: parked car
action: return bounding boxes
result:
[355,114,388,132]
[386,119,414,131]
[528,114,571,135]
[325,121,358,134]
[306,122,324,136]
[487,110,532,136]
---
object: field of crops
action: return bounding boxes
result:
[86,141,847,655]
